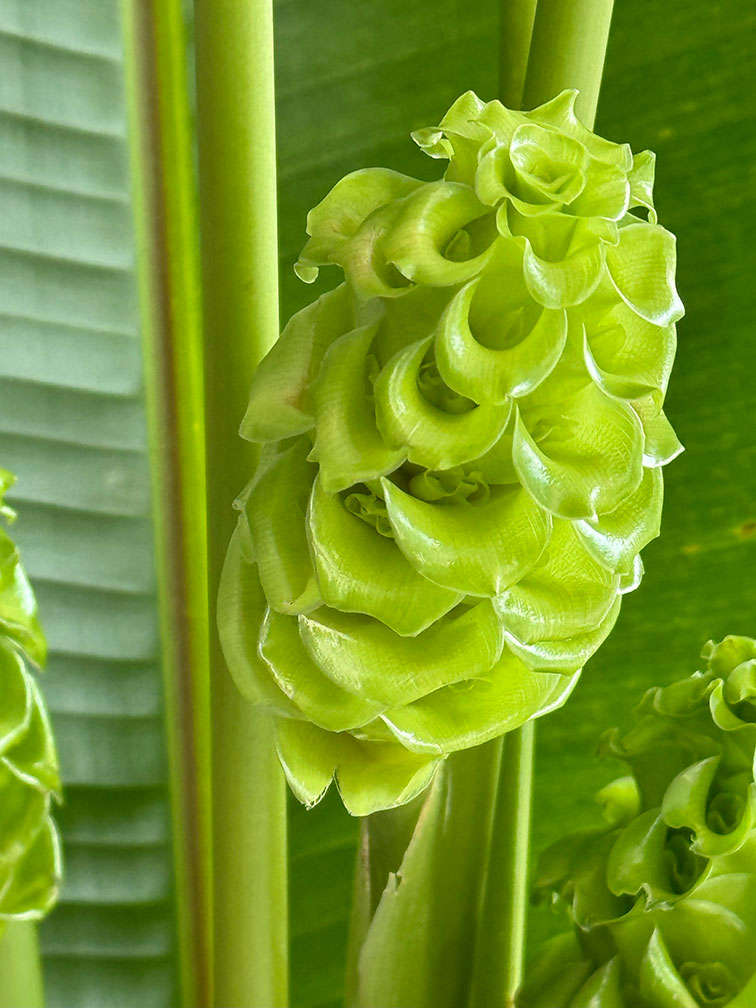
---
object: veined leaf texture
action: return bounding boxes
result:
[0,3,176,1005]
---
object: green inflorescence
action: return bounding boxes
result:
[519,636,756,1007]
[219,90,684,815]
[0,468,61,927]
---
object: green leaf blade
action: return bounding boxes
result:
[0,1,179,1002]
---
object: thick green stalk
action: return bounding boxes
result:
[193,1,288,1006]
[347,742,503,1008]
[0,923,44,1008]
[522,0,615,125]
[464,6,615,1006]
[468,724,534,1008]
[499,0,539,109]
[122,0,212,1003]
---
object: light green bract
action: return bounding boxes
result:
[219,90,683,815]
[519,636,756,1008]
[0,468,61,927]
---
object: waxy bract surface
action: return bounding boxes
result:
[219,90,683,814]
[520,636,756,1007]
[0,468,61,925]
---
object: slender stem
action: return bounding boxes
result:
[345,787,425,1001]
[466,5,615,1004]
[209,696,288,1008]
[522,0,614,125]
[122,1,212,1003]
[193,1,288,1006]
[0,923,45,1008]
[499,0,539,109]
[468,723,534,1008]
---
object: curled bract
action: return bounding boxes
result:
[0,468,61,926]
[519,636,756,1007]
[220,90,683,814]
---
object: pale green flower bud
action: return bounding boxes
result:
[219,92,683,814]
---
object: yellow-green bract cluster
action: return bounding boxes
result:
[219,90,683,815]
[519,636,756,1007]
[0,469,61,925]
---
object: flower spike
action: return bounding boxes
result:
[221,91,683,814]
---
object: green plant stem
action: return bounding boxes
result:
[464,5,615,1005]
[467,724,534,1008]
[522,0,614,126]
[0,923,45,1008]
[347,742,504,1008]
[122,1,212,1003]
[193,1,288,1006]
[499,0,539,109]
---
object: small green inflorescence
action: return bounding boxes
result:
[219,90,683,815]
[0,468,61,926]
[519,636,756,1007]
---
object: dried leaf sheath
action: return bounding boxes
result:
[219,91,683,815]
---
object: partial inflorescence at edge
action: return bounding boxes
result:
[0,468,61,925]
[519,636,756,1007]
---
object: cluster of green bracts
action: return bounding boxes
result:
[519,636,756,1007]
[0,469,61,926]
[219,90,683,815]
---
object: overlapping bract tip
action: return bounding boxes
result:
[0,468,61,926]
[220,90,683,815]
[519,636,756,1007]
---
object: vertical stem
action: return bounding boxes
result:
[499,0,539,109]
[469,6,614,1006]
[122,0,212,1002]
[522,0,614,126]
[0,923,45,1008]
[194,1,288,1007]
[468,724,534,1008]
[348,742,504,1008]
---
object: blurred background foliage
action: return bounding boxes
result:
[0,1,753,1006]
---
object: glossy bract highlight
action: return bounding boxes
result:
[220,90,683,814]
[519,637,756,1007]
[0,468,61,925]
